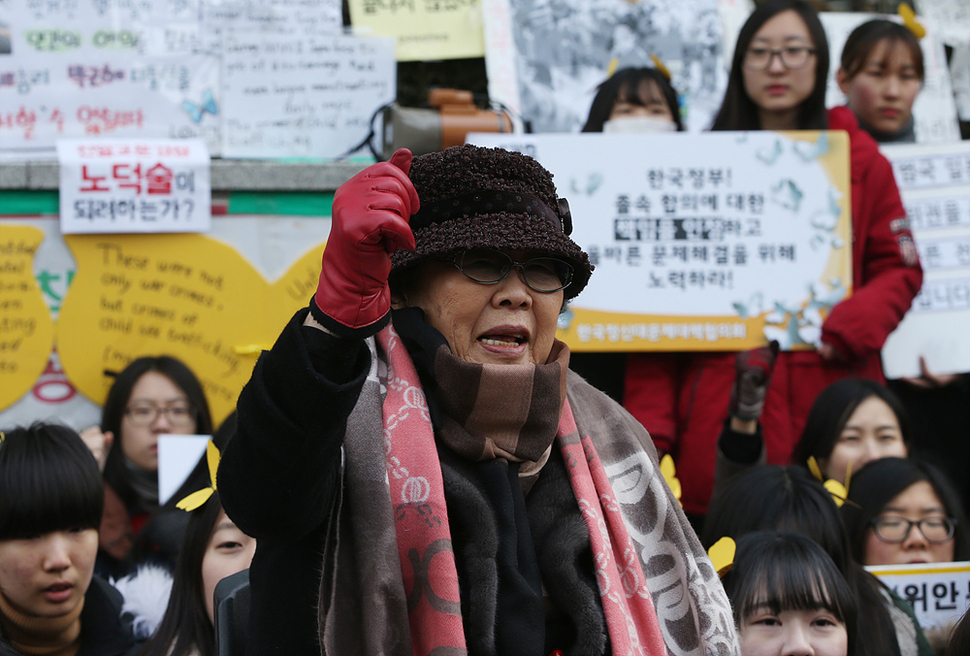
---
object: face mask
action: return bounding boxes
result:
[603,116,677,133]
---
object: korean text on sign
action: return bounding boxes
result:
[56,138,211,235]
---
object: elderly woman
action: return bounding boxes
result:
[217,145,738,656]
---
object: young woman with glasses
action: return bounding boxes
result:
[843,458,968,653]
[622,0,922,525]
[85,356,213,579]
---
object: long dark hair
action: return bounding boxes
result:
[102,355,213,513]
[710,0,829,131]
[136,492,225,656]
[704,464,902,656]
[791,378,911,469]
[842,457,970,565]
[582,67,683,132]
[722,531,858,656]
[840,19,924,83]
[0,422,103,540]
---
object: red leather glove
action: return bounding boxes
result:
[729,340,780,421]
[311,149,419,337]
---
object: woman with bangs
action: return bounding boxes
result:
[704,463,934,656]
[722,531,856,656]
[0,422,135,655]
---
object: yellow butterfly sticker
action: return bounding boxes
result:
[708,537,736,578]
[176,440,221,512]
[660,454,682,506]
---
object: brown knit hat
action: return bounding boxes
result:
[390,144,592,300]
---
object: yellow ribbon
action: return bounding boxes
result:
[807,456,850,508]
[708,537,736,578]
[649,53,672,81]
[176,440,221,511]
[898,3,926,40]
[660,454,682,507]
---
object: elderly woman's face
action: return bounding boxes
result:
[402,251,565,365]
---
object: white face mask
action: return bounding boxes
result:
[603,116,677,133]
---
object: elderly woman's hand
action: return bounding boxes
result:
[311,149,420,336]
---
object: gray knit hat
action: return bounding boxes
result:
[390,144,592,300]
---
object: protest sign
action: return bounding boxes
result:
[1,0,220,157]
[158,434,211,505]
[468,132,852,352]
[347,0,484,61]
[868,561,970,632]
[881,141,970,378]
[820,12,961,144]
[481,0,726,134]
[220,33,395,159]
[57,138,211,234]
[201,0,342,54]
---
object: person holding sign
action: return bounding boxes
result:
[89,356,214,580]
[842,458,969,654]
[837,19,924,145]
[623,0,923,522]
[217,145,739,656]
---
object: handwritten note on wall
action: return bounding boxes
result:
[57,232,325,421]
[347,0,484,61]
[220,33,395,159]
[0,226,56,410]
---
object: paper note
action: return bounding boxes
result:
[0,226,56,409]
[221,32,395,159]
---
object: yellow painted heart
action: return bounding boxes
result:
[58,232,326,425]
[0,225,56,410]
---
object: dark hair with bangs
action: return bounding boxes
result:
[710,0,829,130]
[705,464,907,656]
[791,378,911,470]
[582,67,684,132]
[723,531,857,655]
[842,457,970,565]
[840,19,924,84]
[703,465,851,571]
[0,422,104,540]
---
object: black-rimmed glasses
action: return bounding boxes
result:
[870,516,957,544]
[744,46,816,71]
[124,402,197,427]
[444,249,573,293]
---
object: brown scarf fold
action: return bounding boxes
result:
[0,591,83,656]
[433,339,569,468]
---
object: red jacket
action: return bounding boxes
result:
[623,107,923,516]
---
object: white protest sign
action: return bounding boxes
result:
[914,0,970,48]
[881,141,970,378]
[157,434,211,506]
[220,32,395,159]
[468,132,852,352]
[867,561,970,632]
[201,0,342,54]
[820,13,959,144]
[1,0,221,158]
[57,138,212,234]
